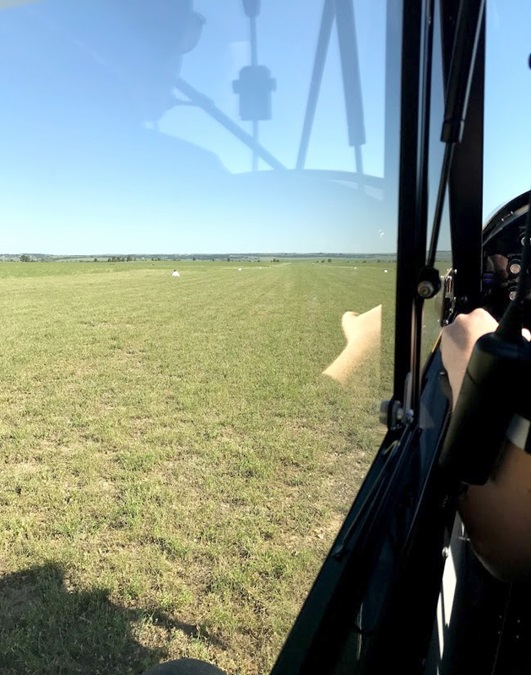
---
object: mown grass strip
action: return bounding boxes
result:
[0,260,393,674]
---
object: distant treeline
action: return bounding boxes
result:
[1,251,452,263]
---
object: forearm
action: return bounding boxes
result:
[322,306,381,385]
[458,440,531,582]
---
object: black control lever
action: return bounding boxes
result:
[439,326,531,485]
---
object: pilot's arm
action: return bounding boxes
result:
[440,308,531,582]
[322,305,381,385]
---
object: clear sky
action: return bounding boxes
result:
[0,0,528,255]
[483,1,531,219]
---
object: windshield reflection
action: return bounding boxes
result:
[0,1,401,672]
[0,0,399,255]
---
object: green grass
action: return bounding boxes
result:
[0,260,396,674]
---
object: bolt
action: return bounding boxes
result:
[417,281,435,298]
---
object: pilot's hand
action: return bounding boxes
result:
[441,308,531,409]
[440,308,498,408]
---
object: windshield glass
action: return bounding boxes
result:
[422,0,531,366]
[483,0,531,219]
[0,1,401,672]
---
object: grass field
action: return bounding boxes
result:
[0,259,396,675]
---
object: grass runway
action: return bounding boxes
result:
[0,259,397,674]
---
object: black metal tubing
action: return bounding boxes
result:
[441,0,485,314]
[393,0,485,408]
[366,1,487,669]
[363,4,486,670]
[440,0,485,145]
[393,0,426,407]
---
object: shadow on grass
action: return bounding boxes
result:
[0,562,223,675]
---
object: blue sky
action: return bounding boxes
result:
[0,0,528,255]
[483,1,531,219]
